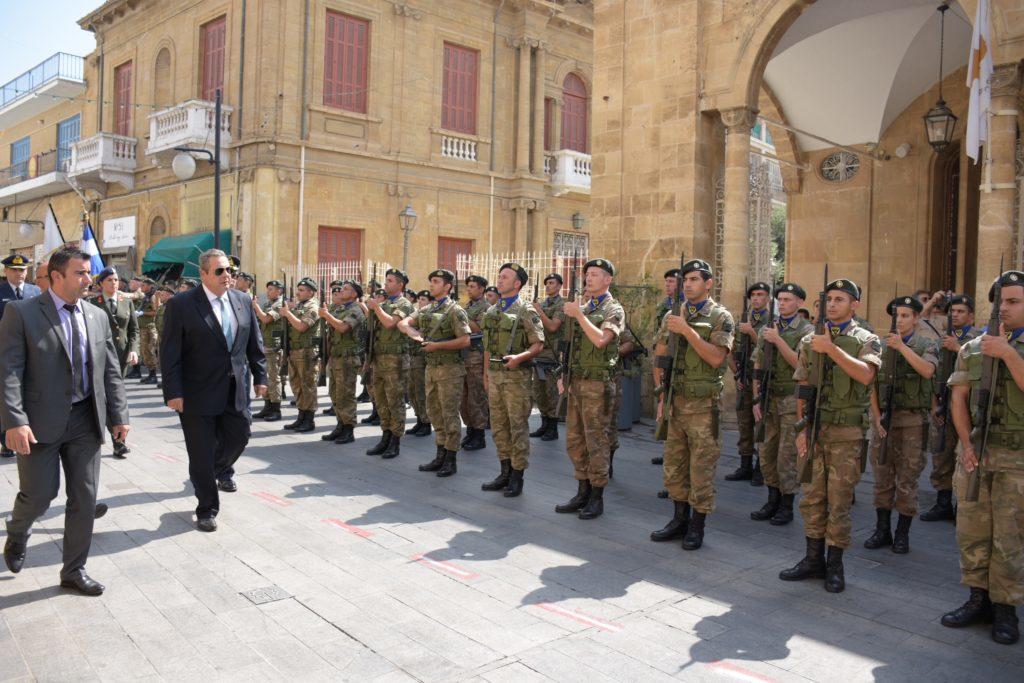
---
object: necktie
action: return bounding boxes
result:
[14,287,22,300]
[63,304,85,398]
[218,297,234,348]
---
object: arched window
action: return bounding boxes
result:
[150,215,167,237]
[560,73,588,153]
[154,48,172,107]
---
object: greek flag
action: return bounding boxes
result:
[80,223,105,275]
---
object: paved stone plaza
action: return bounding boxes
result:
[1,382,1021,682]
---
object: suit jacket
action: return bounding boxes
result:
[88,293,140,369]
[159,286,268,416]
[0,293,129,443]
[0,281,43,320]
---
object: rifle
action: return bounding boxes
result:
[753,289,776,444]
[556,251,581,419]
[931,292,956,452]
[966,256,1004,502]
[363,263,377,384]
[797,264,829,484]
[654,253,685,441]
[735,278,751,411]
[280,272,291,383]
[317,275,328,387]
[877,285,899,466]
[533,280,539,303]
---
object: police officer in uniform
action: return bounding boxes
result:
[727,282,772,483]
[1,255,43,458]
[531,273,565,441]
[319,280,366,445]
[650,259,734,549]
[405,290,433,437]
[780,278,881,593]
[365,269,416,457]
[555,258,625,520]
[481,263,544,496]
[252,280,287,421]
[400,269,471,476]
[461,275,490,451]
[280,277,321,433]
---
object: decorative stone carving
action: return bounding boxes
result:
[720,107,758,134]
[391,3,422,20]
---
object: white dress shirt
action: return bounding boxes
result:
[48,288,91,402]
[203,284,237,345]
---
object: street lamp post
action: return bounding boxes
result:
[172,89,224,250]
[399,204,418,271]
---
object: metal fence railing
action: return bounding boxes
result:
[1,52,84,108]
[455,250,590,299]
[0,150,60,189]
[279,260,394,290]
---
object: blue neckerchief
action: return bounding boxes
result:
[954,325,971,340]
[500,296,518,312]
[433,296,448,310]
[828,320,851,338]
[586,293,609,313]
[1010,327,1024,343]
[778,315,797,329]
[342,301,354,310]
[685,298,708,317]
[902,333,914,344]
[386,294,402,303]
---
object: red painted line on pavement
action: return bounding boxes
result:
[152,453,179,463]
[252,491,291,507]
[707,661,775,683]
[323,518,373,538]
[411,554,479,580]
[535,602,623,633]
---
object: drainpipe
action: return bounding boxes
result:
[296,0,310,273]
[237,0,247,138]
[488,0,506,254]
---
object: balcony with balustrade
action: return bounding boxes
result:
[0,53,85,129]
[0,150,69,207]
[146,99,232,164]
[66,133,138,193]
[546,149,591,195]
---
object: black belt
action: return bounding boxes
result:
[72,395,93,408]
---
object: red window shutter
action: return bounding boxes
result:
[201,16,227,101]
[442,43,478,135]
[324,11,369,113]
[437,237,473,273]
[561,73,588,153]
[114,61,132,136]
[318,227,362,263]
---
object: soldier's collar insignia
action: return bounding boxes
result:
[955,327,965,339]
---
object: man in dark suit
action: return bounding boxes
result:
[160,249,267,532]
[1,254,44,459]
[0,247,129,596]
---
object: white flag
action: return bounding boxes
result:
[965,0,993,163]
[42,203,65,254]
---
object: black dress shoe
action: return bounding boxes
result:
[217,479,238,493]
[60,573,105,596]
[197,517,218,532]
[95,503,109,519]
[3,538,26,573]
[2,446,17,458]
[113,441,129,459]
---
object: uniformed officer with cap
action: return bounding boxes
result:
[319,280,366,444]
[727,281,772,484]
[781,277,881,593]
[554,257,625,520]
[252,279,287,421]
[0,256,42,458]
[280,276,321,432]
[531,272,566,441]
[461,274,491,450]
[650,258,734,549]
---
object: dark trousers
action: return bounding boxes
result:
[178,396,251,518]
[5,400,102,580]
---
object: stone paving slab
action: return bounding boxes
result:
[1,381,1021,681]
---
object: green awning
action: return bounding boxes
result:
[141,230,232,278]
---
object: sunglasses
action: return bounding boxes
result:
[214,266,240,276]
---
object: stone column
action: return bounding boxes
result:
[532,42,547,176]
[516,40,532,175]
[513,200,530,252]
[974,63,1022,317]
[720,106,757,313]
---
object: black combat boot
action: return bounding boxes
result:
[657,489,669,498]
[651,456,664,465]
[126,365,142,379]
[864,508,893,549]
[322,406,335,416]
[283,411,304,430]
[991,604,1020,645]
[578,485,604,519]
[824,546,845,593]
[482,460,512,491]
[365,430,391,456]
[650,500,690,542]
[724,455,754,481]
[750,487,781,521]
[463,428,486,451]
[436,450,458,477]
[419,445,446,472]
[541,418,558,441]
[263,402,282,422]
[503,468,524,497]
[941,587,993,628]
[770,493,795,526]
[406,420,425,436]
[141,368,158,384]
[779,537,826,581]
[555,480,592,513]
[322,423,346,441]
[294,410,316,433]
[382,433,401,459]
[920,489,956,522]
[681,511,706,550]
[334,424,355,444]
[415,421,432,437]
[529,417,549,438]
[113,440,130,459]
[361,406,380,424]
[891,514,913,554]
[254,401,271,419]
[357,387,370,403]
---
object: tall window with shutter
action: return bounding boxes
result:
[560,73,588,153]
[437,237,473,274]
[324,11,369,113]
[114,61,132,136]
[441,43,478,135]
[200,15,227,101]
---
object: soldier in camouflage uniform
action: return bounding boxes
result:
[531,273,565,441]
[405,290,433,437]
[750,283,813,525]
[484,285,499,307]
[319,280,366,445]
[864,295,938,554]
[651,269,681,469]
[280,277,321,433]
[137,278,160,384]
[780,278,881,593]
[400,269,471,477]
[608,325,640,478]
[365,269,415,458]
[554,258,625,520]
[461,275,490,451]
[922,294,982,522]
[252,279,287,421]
[650,259,734,549]
[726,282,772,483]
[940,271,1024,645]
[480,263,544,496]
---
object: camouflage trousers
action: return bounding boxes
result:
[954,458,1024,605]
[140,325,159,369]
[371,354,408,435]
[929,418,957,491]
[328,354,361,426]
[460,350,489,429]
[662,394,721,513]
[799,424,865,549]
[736,385,756,457]
[408,359,428,422]
[288,348,320,412]
[565,377,614,488]
[264,348,284,403]
[608,375,623,452]
[426,362,466,451]
[532,355,560,418]
[488,366,533,470]
[761,393,800,494]
[870,412,928,516]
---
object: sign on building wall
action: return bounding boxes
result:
[103,215,137,249]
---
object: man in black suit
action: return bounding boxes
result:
[160,249,267,532]
[0,247,129,596]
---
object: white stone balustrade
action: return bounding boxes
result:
[548,149,591,194]
[66,133,137,190]
[147,99,232,162]
[440,134,477,162]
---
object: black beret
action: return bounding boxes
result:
[583,257,615,276]
[329,279,345,289]
[663,268,681,279]
[385,268,409,284]
[405,289,416,297]
[142,277,157,285]
[465,274,488,287]
[266,279,283,289]
[159,285,175,294]
[886,295,924,316]
[180,279,198,289]
[989,270,1024,302]
[775,282,806,300]
[948,294,974,312]
[484,285,499,295]
[827,278,861,301]
[297,277,318,291]
[228,255,241,268]
[746,281,771,298]
[681,259,713,276]
[429,269,455,283]
[95,266,118,282]
[343,280,363,298]
[2,254,29,269]
[240,272,255,283]
[417,289,432,299]
[544,273,563,285]
[498,262,529,285]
